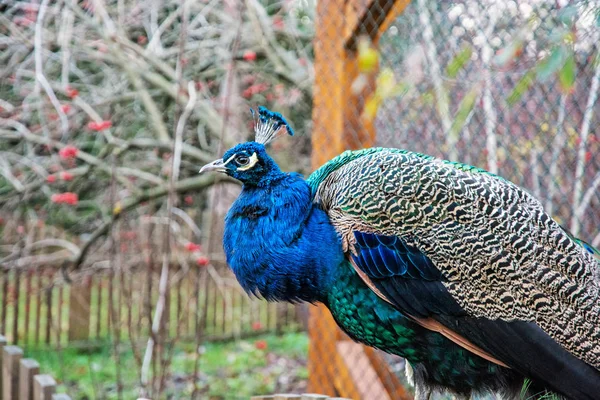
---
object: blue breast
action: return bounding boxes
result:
[223,174,343,302]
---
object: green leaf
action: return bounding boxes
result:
[446,46,473,78]
[559,53,576,92]
[493,39,523,67]
[558,5,578,26]
[450,87,479,137]
[536,46,567,81]
[507,70,535,106]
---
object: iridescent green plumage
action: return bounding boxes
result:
[205,108,600,400]
[326,261,521,396]
[310,147,600,399]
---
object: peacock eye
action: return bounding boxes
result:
[236,155,249,165]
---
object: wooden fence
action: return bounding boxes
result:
[0,264,300,348]
[1,334,70,400]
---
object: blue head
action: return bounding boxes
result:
[200,107,294,187]
[200,141,284,187]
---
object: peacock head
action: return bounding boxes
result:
[199,107,294,187]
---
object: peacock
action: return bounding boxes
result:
[200,107,600,400]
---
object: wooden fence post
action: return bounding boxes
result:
[20,359,40,400]
[310,0,415,398]
[2,345,23,400]
[33,374,56,400]
[68,277,91,341]
[0,335,6,396]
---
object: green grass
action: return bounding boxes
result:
[25,332,309,400]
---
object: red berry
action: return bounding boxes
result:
[186,242,202,252]
[243,51,257,62]
[59,146,78,160]
[65,86,79,98]
[46,175,56,183]
[272,16,284,29]
[255,340,267,350]
[184,195,194,205]
[60,171,74,181]
[88,120,112,131]
[61,104,71,114]
[196,256,210,266]
[252,321,262,331]
[51,192,78,205]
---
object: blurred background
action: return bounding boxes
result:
[0,0,598,399]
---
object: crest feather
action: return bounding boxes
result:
[251,106,294,145]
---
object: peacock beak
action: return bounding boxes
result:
[199,159,227,174]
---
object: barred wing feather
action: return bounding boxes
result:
[310,148,600,399]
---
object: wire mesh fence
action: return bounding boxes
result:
[310,0,599,398]
[376,0,600,244]
[1,0,599,398]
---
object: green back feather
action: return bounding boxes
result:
[306,147,500,198]
[307,146,597,265]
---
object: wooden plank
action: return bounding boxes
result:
[35,267,42,345]
[24,269,33,346]
[68,276,91,341]
[311,1,414,398]
[344,0,412,48]
[19,358,40,400]
[312,0,348,170]
[0,335,6,396]
[306,306,337,395]
[33,374,56,400]
[337,341,391,400]
[330,340,361,399]
[363,347,412,400]
[96,275,102,338]
[1,269,8,335]
[12,269,20,345]
[311,0,374,389]
[45,270,53,345]
[57,280,64,345]
[3,345,23,400]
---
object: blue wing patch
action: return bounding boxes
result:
[351,231,464,317]
[352,231,441,281]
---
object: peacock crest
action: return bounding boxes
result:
[251,106,294,145]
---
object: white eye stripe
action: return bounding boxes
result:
[237,152,259,171]
[222,154,238,166]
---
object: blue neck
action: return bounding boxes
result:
[223,173,343,303]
